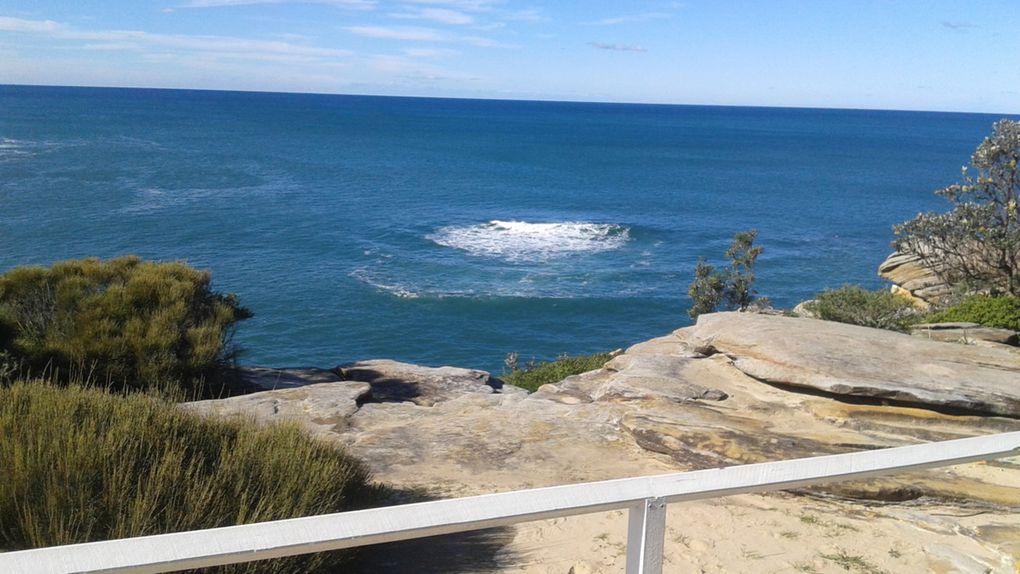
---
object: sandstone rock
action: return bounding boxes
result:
[878,250,951,305]
[183,379,370,436]
[237,367,349,390]
[677,312,1020,417]
[911,322,1019,347]
[186,315,1020,572]
[338,359,525,406]
[791,300,818,318]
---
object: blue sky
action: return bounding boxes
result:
[0,0,1017,112]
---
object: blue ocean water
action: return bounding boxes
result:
[0,85,1013,372]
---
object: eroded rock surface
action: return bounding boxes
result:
[911,322,1020,347]
[186,314,1020,573]
[679,312,1020,417]
[878,250,951,306]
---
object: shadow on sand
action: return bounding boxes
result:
[343,486,517,574]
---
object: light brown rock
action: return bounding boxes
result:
[911,322,1019,347]
[186,315,1020,572]
[878,250,951,304]
[678,312,1020,417]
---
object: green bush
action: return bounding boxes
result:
[0,381,378,573]
[502,352,614,392]
[924,295,1020,331]
[688,229,768,319]
[806,285,919,332]
[0,256,251,398]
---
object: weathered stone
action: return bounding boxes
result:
[183,380,370,436]
[236,367,348,390]
[911,322,1019,347]
[187,315,1020,571]
[878,250,951,305]
[338,359,525,406]
[677,312,1020,417]
[791,300,818,318]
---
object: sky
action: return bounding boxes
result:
[0,0,1018,113]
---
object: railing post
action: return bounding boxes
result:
[625,497,666,574]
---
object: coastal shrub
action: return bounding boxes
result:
[924,295,1020,331]
[0,381,378,573]
[502,352,615,392]
[806,285,919,332]
[893,119,1020,296]
[688,229,768,319]
[0,256,251,398]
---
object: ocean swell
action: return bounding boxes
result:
[428,220,630,262]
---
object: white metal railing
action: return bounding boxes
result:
[2,431,1019,574]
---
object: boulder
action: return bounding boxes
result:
[677,312,1020,417]
[878,250,951,305]
[337,359,525,406]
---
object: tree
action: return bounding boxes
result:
[893,119,1020,296]
[687,229,767,319]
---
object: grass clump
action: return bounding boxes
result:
[0,256,251,398]
[501,352,615,392]
[924,294,1020,331]
[0,381,378,573]
[805,285,919,332]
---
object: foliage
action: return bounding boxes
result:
[924,295,1020,331]
[502,352,615,392]
[805,285,919,332]
[687,229,768,319]
[0,256,251,398]
[893,119,1020,296]
[0,381,378,573]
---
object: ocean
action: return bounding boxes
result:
[0,85,1012,372]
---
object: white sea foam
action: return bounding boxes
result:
[428,220,630,262]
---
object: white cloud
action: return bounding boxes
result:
[0,17,61,33]
[391,7,473,25]
[400,0,501,11]
[344,24,508,47]
[588,41,646,53]
[183,0,375,9]
[346,25,447,41]
[404,47,459,58]
[582,12,671,26]
[0,16,352,60]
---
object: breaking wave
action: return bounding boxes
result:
[428,220,630,262]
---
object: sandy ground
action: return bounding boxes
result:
[352,433,1020,574]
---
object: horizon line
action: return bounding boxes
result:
[2,82,1018,117]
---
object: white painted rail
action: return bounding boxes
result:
[3,431,1019,574]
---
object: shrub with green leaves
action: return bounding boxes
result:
[806,285,919,332]
[688,229,768,319]
[0,381,377,573]
[502,352,614,392]
[0,256,251,397]
[924,295,1020,331]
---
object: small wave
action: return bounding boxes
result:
[428,220,630,262]
[350,269,421,299]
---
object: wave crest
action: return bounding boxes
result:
[428,220,630,262]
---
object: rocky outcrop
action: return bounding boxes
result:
[678,312,1020,417]
[185,314,1020,573]
[878,250,951,306]
[337,359,521,406]
[911,322,1020,347]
